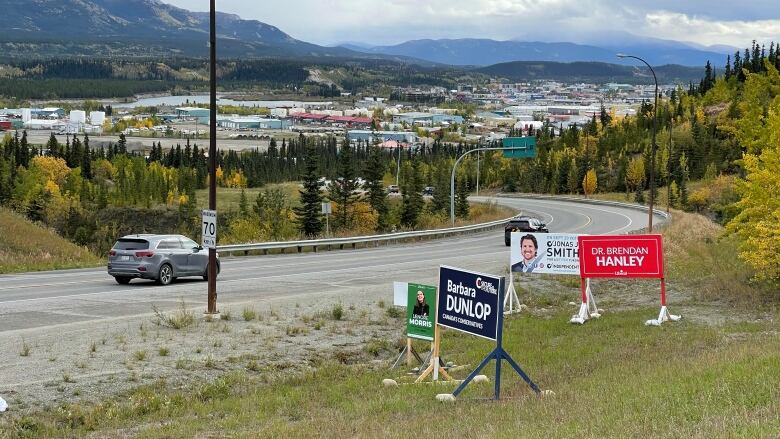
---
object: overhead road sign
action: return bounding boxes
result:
[502,136,537,158]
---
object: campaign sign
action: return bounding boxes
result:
[511,232,580,275]
[406,283,437,341]
[437,265,501,340]
[579,235,664,278]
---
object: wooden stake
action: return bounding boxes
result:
[415,325,452,383]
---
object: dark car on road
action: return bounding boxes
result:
[107,234,220,285]
[504,216,548,246]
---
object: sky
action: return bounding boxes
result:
[162,0,780,49]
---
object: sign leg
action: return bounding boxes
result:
[571,277,589,324]
[586,279,601,318]
[452,349,497,397]
[501,348,541,395]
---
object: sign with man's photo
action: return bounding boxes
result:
[511,232,581,275]
[406,283,437,341]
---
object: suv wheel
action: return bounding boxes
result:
[202,261,221,281]
[157,263,173,285]
[115,276,131,285]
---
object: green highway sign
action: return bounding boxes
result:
[502,136,537,158]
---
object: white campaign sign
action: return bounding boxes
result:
[511,232,580,275]
[202,209,217,249]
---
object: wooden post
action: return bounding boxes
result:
[415,325,452,383]
[405,338,413,366]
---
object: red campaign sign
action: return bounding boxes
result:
[578,235,664,279]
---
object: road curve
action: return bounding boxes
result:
[0,196,661,333]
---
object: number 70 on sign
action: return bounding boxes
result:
[202,209,217,249]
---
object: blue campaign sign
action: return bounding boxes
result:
[437,265,502,340]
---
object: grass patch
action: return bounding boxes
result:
[242,306,257,321]
[330,303,343,321]
[152,300,195,330]
[4,308,778,438]
[19,339,31,357]
[0,207,101,273]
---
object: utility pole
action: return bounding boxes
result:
[206,0,218,314]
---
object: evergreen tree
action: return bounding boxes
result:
[82,134,92,179]
[430,161,452,213]
[294,142,324,237]
[46,132,60,157]
[363,143,389,232]
[725,54,732,80]
[599,104,611,128]
[329,139,359,231]
[18,130,30,168]
[400,158,424,228]
[455,175,470,219]
[118,133,127,154]
[69,136,83,169]
[238,188,249,217]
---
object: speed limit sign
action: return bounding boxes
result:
[202,209,217,249]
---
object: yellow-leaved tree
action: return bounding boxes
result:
[625,157,645,192]
[582,169,597,197]
[727,65,780,282]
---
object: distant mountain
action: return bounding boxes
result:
[345,38,728,67]
[476,61,703,84]
[0,0,407,60]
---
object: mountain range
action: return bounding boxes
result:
[0,0,722,74]
[341,38,728,67]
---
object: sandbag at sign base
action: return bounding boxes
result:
[645,306,681,326]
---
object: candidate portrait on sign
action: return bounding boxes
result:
[412,290,429,317]
[512,234,543,273]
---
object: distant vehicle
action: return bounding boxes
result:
[504,216,548,246]
[107,234,220,285]
[386,185,400,194]
[422,186,435,196]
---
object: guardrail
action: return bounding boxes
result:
[216,195,671,256]
[492,193,672,223]
[217,215,514,256]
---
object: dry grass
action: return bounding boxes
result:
[0,207,101,273]
[661,209,772,304]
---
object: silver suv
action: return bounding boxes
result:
[107,234,220,285]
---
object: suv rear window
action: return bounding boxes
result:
[511,221,530,228]
[113,238,149,250]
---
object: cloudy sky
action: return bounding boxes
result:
[163,0,780,49]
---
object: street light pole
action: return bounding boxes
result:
[617,53,658,232]
[451,144,526,226]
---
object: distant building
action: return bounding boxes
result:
[175,107,210,123]
[347,130,417,143]
[219,117,292,130]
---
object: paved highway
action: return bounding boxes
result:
[0,196,663,334]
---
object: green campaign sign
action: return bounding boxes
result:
[502,136,537,158]
[407,283,437,341]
